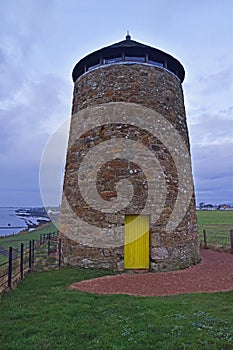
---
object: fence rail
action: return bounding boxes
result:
[0,232,61,295]
[202,229,233,253]
[1,229,232,295]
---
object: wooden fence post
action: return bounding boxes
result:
[48,234,51,256]
[29,240,32,270]
[20,243,24,280]
[8,246,13,289]
[230,230,233,254]
[58,238,62,268]
[203,229,207,249]
[32,240,35,267]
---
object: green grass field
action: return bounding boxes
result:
[0,222,57,249]
[0,223,57,265]
[197,210,233,246]
[0,268,232,350]
[1,213,233,349]
[0,254,8,265]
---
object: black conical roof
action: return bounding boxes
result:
[72,37,185,82]
[110,38,148,48]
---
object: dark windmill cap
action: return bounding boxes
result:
[72,34,185,83]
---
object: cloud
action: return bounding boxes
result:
[184,65,233,114]
[188,106,233,146]
[183,60,233,204]
[0,7,71,206]
[190,123,233,204]
[0,72,71,204]
[199,68,233,95]
[185,66,233,204]
[0,0,232,207]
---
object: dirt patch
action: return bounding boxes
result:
[70,249,233,296]
[200,242,232,252]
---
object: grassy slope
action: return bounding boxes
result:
[0,268,233,350]
[0,255,8,265]
[197,211,233,246]
[0,223,57,249]
[0,213,233,349]
[0,223,57,265]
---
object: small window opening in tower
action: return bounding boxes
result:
[87,63,101,71]
[104,57,122,64]
[125,56,145,63]
[148,60,163,67]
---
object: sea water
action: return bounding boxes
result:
[0,207,49,236]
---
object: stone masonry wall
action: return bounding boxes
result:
[60,63,200,271]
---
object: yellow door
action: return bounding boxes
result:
[124,215,149,269]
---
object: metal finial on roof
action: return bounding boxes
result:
[126,30,131,40]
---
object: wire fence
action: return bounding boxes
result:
[201,229,233,252]
[1,229,232,295]
[0,232,61,295]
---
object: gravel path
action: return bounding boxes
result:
[70,249,233,296]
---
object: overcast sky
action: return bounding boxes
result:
[0,0,232,207]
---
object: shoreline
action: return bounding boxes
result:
[0,221,53,239]
[18,220,53,235]
[0,207,56,237]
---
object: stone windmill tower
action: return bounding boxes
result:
[60,34,200,271]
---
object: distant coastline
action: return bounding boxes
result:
[0,207,56,237]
